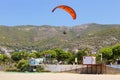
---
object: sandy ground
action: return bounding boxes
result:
[0,72,120,80]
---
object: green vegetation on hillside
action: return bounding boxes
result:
[0,23,120,51]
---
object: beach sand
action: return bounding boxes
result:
[0,72,120,80]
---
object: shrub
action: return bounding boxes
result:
[17,59,30,72]
[5,67,20,72]
[36,65,45,72]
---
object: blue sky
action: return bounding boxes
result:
[0,0,120,27]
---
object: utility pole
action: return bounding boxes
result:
[100,53,102,63]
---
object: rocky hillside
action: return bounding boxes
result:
[0,23,120,51]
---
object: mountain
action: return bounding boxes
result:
[0,23,120,51]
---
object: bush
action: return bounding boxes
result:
[5,67,20,72]
[17,59,30,72]
[36,65,44,72]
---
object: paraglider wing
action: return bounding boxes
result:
[52,5,76,20]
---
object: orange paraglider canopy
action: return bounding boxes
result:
[52,5,76,20]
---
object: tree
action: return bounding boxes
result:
[42,50,57,59]
[54,48,72,62]
[0,54,2,64]
[98,46,113,63]
[28,51,43,59]
[43,50,57,63]
[11,51,29,62]
[112,44,120,60]
[17,59,29,72]
[67,54,75,64]
[28,52,37,58]
[75,49,88,64]
[0,54,11,69]
[0,54,11,64]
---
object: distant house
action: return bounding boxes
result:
[63,48,69,52]
[72,48,78,53]
[29,58,44,66]
[91,50,97,54]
